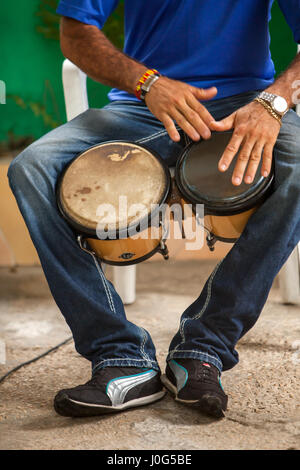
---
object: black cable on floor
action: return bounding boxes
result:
[0,336,73,385]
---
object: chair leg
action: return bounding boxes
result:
[278,244,300,304]
[113,265,136,305]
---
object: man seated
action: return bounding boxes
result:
[7,0,300,418]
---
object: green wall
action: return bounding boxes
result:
[0,0,111,144]
[0,1,297,144]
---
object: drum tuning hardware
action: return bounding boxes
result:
[159,239,169,260]
[195,214,216,248]
[119,252,135,260]
[158,221,169,260]
[77,235,96,256]
[206,234,217,252]
[160,220,169,240]
[77,235,107,271]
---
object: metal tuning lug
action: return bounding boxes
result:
[206,233,217,252]
[159,239,169,260]
[77,235,96,256]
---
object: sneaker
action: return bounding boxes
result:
[54,367,166,417]
[161,359,228,418]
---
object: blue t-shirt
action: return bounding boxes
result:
[56,0,300,102]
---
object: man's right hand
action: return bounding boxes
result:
[145,76,218,142]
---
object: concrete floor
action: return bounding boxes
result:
[0,260,299,450]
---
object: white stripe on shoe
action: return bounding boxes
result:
[106,369,158,406]
[68,390,166,410]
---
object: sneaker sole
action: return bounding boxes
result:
[54,390,166,417]
[161,374,226,418]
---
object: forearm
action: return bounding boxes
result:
[60,17,147,94]
[266,52,300,108]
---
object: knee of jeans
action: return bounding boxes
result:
[7,143,43,188]
[274,130,300,187]
[277,116,300,165]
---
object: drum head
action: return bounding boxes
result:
[176,131,273,215]
[58,141,170,236]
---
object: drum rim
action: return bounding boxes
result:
[56,140,172,239]
[175,134,274,216]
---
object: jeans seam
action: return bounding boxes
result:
[168,350,223,369]
[174,260,223,352]
[193,260,222,322]
[93,357,158,372]
[139,327,152,362]
[136,125,181,145]
[137,129,168,144]
[91,254,116,314]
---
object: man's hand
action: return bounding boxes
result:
[145,76,218,142]
[211,100,281,186]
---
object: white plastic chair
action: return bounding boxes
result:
[62,58,300,305]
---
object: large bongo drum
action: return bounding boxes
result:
[175,131,274,249]
[57,141,171,265]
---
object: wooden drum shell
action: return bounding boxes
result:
[204,208,256,241]
[86,226,164,265]
[175,132,274,244]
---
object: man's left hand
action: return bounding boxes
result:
[211,100,281,186]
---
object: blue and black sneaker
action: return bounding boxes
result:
[161,359,228,418]
[54,367,165,417]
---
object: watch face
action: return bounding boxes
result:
[273,96,288,114]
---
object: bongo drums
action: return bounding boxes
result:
[175,131,274,249]
[57,141,171,265]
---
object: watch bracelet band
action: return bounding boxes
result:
[258,91,276,103]
[254,97,282,125]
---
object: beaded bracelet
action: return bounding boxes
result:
[135,68,161,100]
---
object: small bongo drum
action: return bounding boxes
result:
[57,141,171,265]
[175,131,274,249]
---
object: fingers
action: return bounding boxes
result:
[145,79,218,142]
[218,128,245,172]
[163,100,215,142]
[231,137,258,185]
[169,90,217,140]
[186,94,216,129]
[261,143,273,178]
[161,114,181,142]
[193,86,218,101]
[212,101,278,186]
[161,106,203,142]
[218,123,265,185]
[178,100,212,140]
[243,141,265,184]
[211,112,236,131]
[231,139,274,185]
[171,108,202,141]
[219,131,273,185]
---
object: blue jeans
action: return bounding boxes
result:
[7,91,300,374]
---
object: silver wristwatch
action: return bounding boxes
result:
[257,91,288,117]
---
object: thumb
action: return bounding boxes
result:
[210,112,237,131]
[194,86,218,101]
